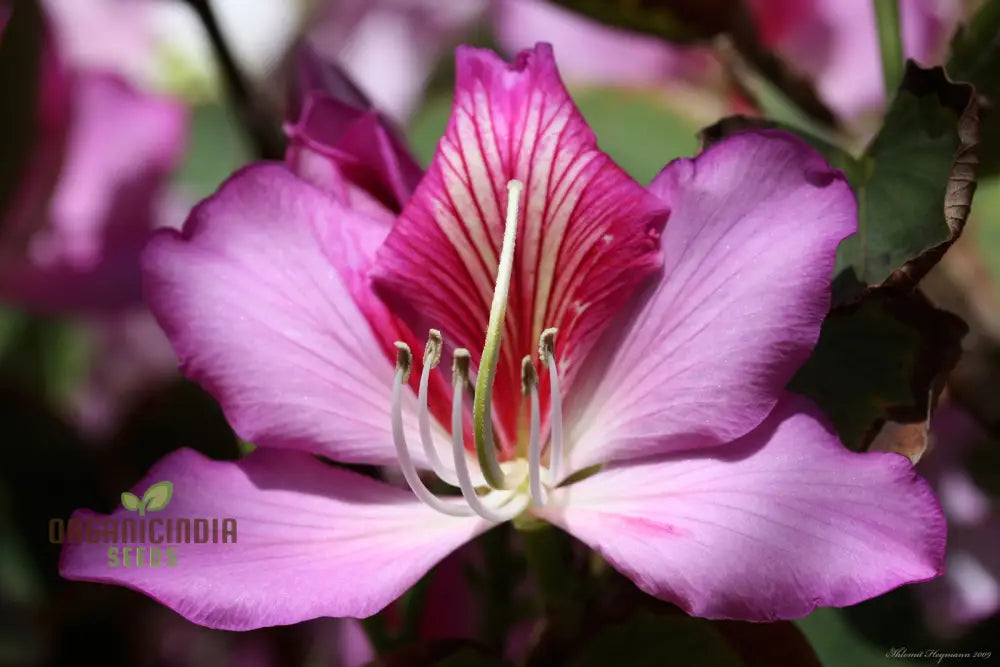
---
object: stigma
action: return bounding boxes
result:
[388,180,565,523]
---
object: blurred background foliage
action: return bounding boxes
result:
[2,0,1000,665]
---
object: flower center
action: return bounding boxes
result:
[389,181,565,523]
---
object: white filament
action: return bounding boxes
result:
[527,378,546,507]
[417,358,460,486]
[391,366,475,517]
[545,352,564,484]
[452,370,529,522]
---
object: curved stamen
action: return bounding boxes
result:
[454,349,529,522]
[474,180,525,490]
[417,329,460,485]
[391,343,475,517]
[523,356,546,507]
[540,328,563,484]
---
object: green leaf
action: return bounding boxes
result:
[700,62,979,306]
[788,291,966,449]
[120,492,140,512]
[797,608,919,667]
[140,481,174,513]
[948,0,1000,177]
[834,62,979,301]
[573,612,744,667]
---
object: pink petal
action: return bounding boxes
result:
[372,43,668,454]
[284,45,422,212]
[142,163,450,467]
[564,131,855,471]
[538,395,945,621]
[0,72,186,313]
[59,448,487,629]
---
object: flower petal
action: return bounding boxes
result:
[538,395,945,621]
[372,43,668,454]
[565,130,856,471]
[142,163,451,467]
[59,448,488,630]
[284,44,422,212]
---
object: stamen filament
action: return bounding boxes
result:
[455,349,528,522]
[523,356,546,507]
[540,328,563,483]
[473,179,525,490]
[417,330,460,485]
[391,343,475,517]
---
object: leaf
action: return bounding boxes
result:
[947,0,1000,178]
[140,481,174,513]
[119,492,140,512]
[836,63,979,300]
[788,290,967,450]
[700,62,980,306]
[573,612,744,667]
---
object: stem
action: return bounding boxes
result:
[182,0,284,159]
[481,524,516,652]
[516,520,581,631]
[873,0,904,98]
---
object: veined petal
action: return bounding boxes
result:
[538,396,945,621]
[142,163,452,467]
[59,448,488,629]
[564,131,855,472]
[372,43,667,453]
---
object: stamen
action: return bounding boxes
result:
[391,342,475,517]
[453,349,528,522]
[473,179,525,490]
[540,328,563,483]
[417,329,459,485]
[523,356,546,507]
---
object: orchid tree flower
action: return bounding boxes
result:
[60,43,945,630]
[0,2,189,435]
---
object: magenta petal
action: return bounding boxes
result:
[142,163,450,467]
[284,44,422,211]
[538,395,945,621]
[564,130,856,471]
[372,43,668,453]
[59,448,487,630]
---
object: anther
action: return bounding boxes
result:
[523,356,546,506]
[394,342,412,383]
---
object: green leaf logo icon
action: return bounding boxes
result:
[120,492,140,511]
[121,481,174,516]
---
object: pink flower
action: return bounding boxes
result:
[0,2,188,434]
[60,44,944,629]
